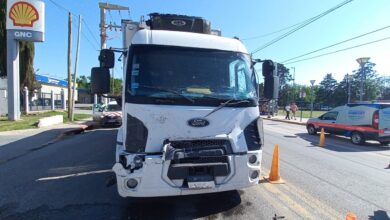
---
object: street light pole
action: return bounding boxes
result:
[292,67,296,101]
[356,57,370,102]
[347,74,352,103]
[310,80,316,118]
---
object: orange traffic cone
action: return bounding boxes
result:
[345,212,357,220]
[319,128,325,147]
[266,144,284,184]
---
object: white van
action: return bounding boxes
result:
[93,101,122,127]
[307,103,390,145]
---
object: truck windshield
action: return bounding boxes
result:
[125,45,257,106]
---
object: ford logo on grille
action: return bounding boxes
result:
[188,118,209,127]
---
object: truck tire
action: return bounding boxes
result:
[351,132,365,145]
[379,141,390,146]
[307,125,317,135]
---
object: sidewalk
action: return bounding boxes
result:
[0,119,94,147]
[261,114,309,125]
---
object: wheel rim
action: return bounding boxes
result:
[352,134,361,143]
[308,126,315,133]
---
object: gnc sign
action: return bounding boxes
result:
[6,0,45,42]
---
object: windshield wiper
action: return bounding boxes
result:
[138,85,195,103]
[204,99,251,117]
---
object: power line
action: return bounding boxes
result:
[47,0,70,14]
[82,19,100,48]
[281,24,390,63]
[47,0,99,50]
[242,20,310,41]
[81,31,99,50]
[283,36,390,65]
[251,0,353,55]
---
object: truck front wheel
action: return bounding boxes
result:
[351,132,365,145]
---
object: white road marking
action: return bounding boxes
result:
[36,169,113,181]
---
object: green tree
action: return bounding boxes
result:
[258,83,264,98]
[277,63,293,87]
[350,62,380,101]
[76,75,91,89]
[276,63,293,106]
[316,73,338,106]
[332,74,349,106]
[111,77,122,96]
[19,41,40,93]
[379,76,390,100]
[0,0,6,77]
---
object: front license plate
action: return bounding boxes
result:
[188,181,215,189]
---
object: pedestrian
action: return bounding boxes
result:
[285,104,291,120]
[291,102,298,120]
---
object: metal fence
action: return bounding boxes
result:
[29,92,52,111]
[54,94,62,109]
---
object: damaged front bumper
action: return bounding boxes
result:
[113,144,261,197]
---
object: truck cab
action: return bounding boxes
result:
[91,14,275,197]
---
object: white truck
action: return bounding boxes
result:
[91,13,277,197]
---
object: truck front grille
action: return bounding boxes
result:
[169,139,233,154]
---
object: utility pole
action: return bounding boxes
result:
[111,68,115,94]
[72,15,82,121]
[67,12,72,120]
[98,2,129,105]
[292,67,296,101]
[310,80,316,118]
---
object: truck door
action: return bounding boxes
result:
[379,105,390,137]
[318,111,339,134]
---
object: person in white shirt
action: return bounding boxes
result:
[285,104,291,120]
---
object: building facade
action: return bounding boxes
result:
[0,74,78,116]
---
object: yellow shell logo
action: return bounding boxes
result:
[9,1,39,27]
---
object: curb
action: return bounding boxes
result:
[262,117,307,126]
[62,121,97,136]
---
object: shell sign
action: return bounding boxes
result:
[9,1,39,27]
[6,0,45,42]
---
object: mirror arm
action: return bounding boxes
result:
[251,58,264,68]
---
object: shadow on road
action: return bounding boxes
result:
[368,210,390,220]
[295,132,390,152]
[0,128,85,165]
[123,190,242,219]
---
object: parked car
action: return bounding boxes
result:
[306,103,390,145]
[320,106,332,111]
[93,101,122,127]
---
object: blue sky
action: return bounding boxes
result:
[34,0,390,85]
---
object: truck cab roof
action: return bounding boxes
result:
[131,29,248,54]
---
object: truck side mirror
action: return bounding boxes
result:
[262,60,275,78]
[99,49,115,68]
[91,67,110,94]
[262,60,279,99]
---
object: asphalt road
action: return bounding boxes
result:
[0,120,389,220]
